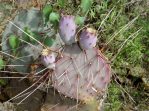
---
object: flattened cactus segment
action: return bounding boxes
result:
[59,15,77,45]
[1,8,46,73]
[52,43,111,102]
[79,28,97,50]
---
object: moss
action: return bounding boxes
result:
[105,83,122,111]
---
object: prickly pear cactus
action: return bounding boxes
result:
[1,8,54,73]
[1,1,111,110]
[52,43,111,102]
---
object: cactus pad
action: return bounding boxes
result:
[1,8,54,73]
[59,15,77,45]
[79,28,97,50]
[52,43,111,102]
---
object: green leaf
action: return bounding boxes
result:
[49,12,60,24]
[23,27,42,44]
[23,27,31,42]
[81,0,92,13]
[75,16,85,25]
[9,34,20,49]
[44,37,55,47]
[30,32,42,44]
[0,58,5,70]
[43,5,52,21]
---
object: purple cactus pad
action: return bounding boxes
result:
[59,15,77,45]
[52,43,111,102]
[79,28,97,50]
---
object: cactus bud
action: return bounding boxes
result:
[79,28,97,50]
[41,49,55,69]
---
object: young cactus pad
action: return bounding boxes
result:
[41,49,56,69]
[79,28,97,50]
[52,43,111,102]
[59,15,77,45]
